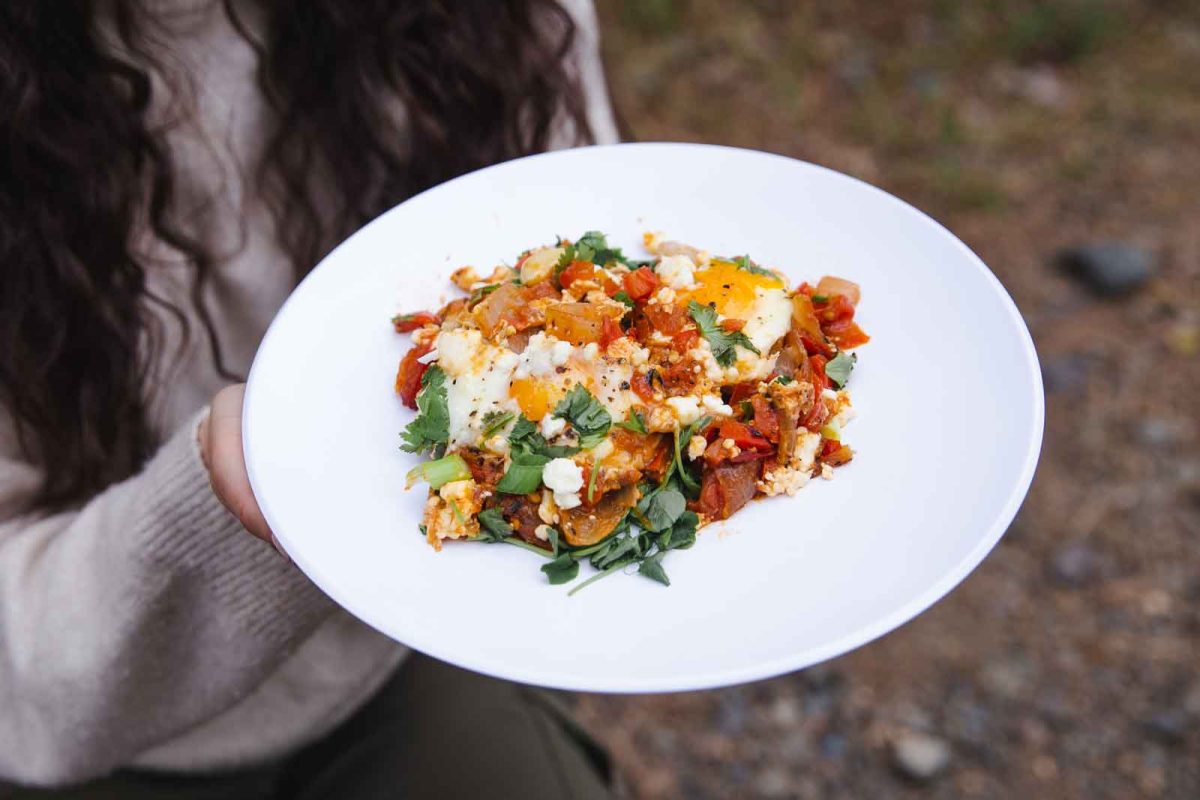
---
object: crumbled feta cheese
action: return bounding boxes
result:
[534,524,553,542]
[538,490,560,524]
[757,465,812,496]
[820,463,835,480]
[700,394,733,417]
[542,457,583,510]
[551,339,573,366]
[687,434,707,460]
[665,395,702,425]
[656,254,697,289]
[651,286,677,305]
[514,332,568,379]
[794,431,822,472]
[582,342,599,360]
[540,414,567,439]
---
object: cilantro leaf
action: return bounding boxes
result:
[614,409,647,434]
[476,507,513,542]
[540,553,580,585]
[731,254,776,277]
[669,415,712,494]
[687,301,760,367]
[613,290,635,308]
[481,410,515,440]
[553,385,612,450]
[495,450,549,495]
[773,375,795,385]
[399,366,449,454]
[637,551,670,586]
[509,415,579,459]
[576,231,629,267]
[825,351,857,389]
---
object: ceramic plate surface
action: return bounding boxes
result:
[244,143,1043,692]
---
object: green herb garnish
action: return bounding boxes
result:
[613,290,636,308]
[400,366,449,454]
[495,450,550,495]
[637,551,670,586]
[552,385,612,449]
[687,301,760,367]
[825,351,857,389]
[480,410,516,440]
[614,409,647,434]
[476,507,513,542]
[540,553,580,585]
[731,254,776,278]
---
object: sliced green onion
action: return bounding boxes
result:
[406,453,471,489]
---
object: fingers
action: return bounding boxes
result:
[204,384,277,546]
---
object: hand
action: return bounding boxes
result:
[198,384,280,552]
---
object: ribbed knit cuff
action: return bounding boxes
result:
[130,410,334,649]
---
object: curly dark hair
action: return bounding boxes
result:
[0,0,593,508]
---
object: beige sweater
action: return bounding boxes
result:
[0,1,617,787]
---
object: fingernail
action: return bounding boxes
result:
[270,533,292,565]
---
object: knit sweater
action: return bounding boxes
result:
[0,1,617,787]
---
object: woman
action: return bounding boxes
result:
[0,1,617,796]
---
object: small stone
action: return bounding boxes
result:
[1052,542,1096,586]
[1056,242,1154,296]
[820,731,847,759]
[892,732,952,782]
[1135,417,1189,447]
[755,766,792,797]
[1041,353,1092,394]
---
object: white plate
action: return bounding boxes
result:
[244,143,1043,693]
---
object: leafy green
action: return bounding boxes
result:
[637,551,670,586]
[405,453,471,489]
[548,527,561,556]
[811,294,829,303]
[659,510,699,551]
[825,351,857,389]
[587,457,602,503]
[614,409,647,434]
[636,486,686,532]
[556,230,630,274]
[480,410,515,439]
[687,301,760,367]
[399,366,449,454]
[468,283,501,306]
[540,553,580,585]
[773,375,795,385]
[476,507,513,543]
[509,415,578,459]
[552,385,612,449]
[730,254,776,278]
[495,450,549,494]
[613,290,635,308]
[669,415,712,494]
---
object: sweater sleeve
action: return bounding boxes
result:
[0,412,335,787]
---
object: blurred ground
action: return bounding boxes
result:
[576,2,1200,797]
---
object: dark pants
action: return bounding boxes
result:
[11,655,614,800]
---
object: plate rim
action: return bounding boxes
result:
[243,141,1046,693]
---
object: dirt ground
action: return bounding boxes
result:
[573,2,1200,797]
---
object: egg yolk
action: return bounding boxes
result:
[510,378,560,421]
[684,259,784,319]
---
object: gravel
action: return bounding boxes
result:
[891,732,953,781]
[1056,242,1154,296]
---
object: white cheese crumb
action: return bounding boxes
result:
[538,490,560,524]
[687,434,707,460]
[581,342,600,360]
[551,339,573,366]
[700,394,733,417]
[656,254,697,289]
[534,524,553,542]
[665,396,702,425]
[543,457,583,510]
[416,348,439,365]
[820,463,835,480]
[540,414,567,439]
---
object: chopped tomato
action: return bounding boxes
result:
[392,310,439,333]
[395,343,432,409]
[558,260,595,290]
[815,276,861,307]
[825,318,871,349]
[802,394,829,431]
[672,328,700,352]
[750,395,779,443]
[727,382,758,405]
[820,438,842,459]
[631,371,657,402]
[643,302,691,335]
[599,316,625,349]
[720,318,746,332]
[713,420,772,452]
[695,461,760,520]
[791,293,835,357]
[810,355,830,393]
[822,444,854,466]
[599,272,622,296]
[622,266,660,301]
[816,294,856,324]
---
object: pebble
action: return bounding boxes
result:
[1145,709,1187,745]
[891,732,952,781]
[1056,242,1154,296]
[1041,353,1092,394]
[1052,541,1097,586]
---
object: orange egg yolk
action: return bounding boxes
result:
[684,260,784,319]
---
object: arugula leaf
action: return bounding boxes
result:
[659,510,699,551]
[495,450,549,495]
[540,553,579,585]
[614,409,647,434]
[553,385,612,450]
[400,366,449,453]
[731,254,776,278]
[590,534,642,570]
[637,487,686,532]
[637,551,670,586]
[481,410,515,439]
[687,301,760,367]
[825,351,857,389]
[476,507,513,543]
